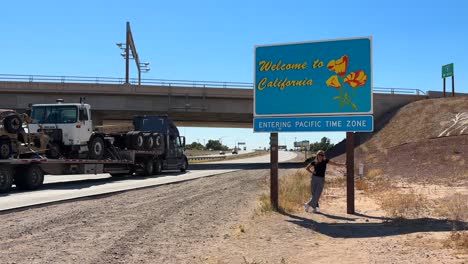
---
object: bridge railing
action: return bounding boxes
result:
[0,74,425,95]
[373,87,426,95]
[0,74,252,89]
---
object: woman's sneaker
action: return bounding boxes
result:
[313,207,319,213]
[304,203,310,213]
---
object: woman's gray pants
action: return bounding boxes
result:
[306,176,325,208]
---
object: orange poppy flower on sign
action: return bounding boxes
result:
[326,75,341,89]
[344,70,368,88]
[327,55,349,76]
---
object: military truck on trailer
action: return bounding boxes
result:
[0,101,188,193]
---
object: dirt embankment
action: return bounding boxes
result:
[333,97,468,183]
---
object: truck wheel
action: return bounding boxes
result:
[180,158,188,172]
[15,165,44,190]
[142,159,153,176]
[0,166,13,193]
[88,137,105,160]
[0,140,11,159]
[143,133,154,150]
[3,114,22,134]
[153,159,162,175]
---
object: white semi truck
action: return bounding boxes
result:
[0,100,188,193]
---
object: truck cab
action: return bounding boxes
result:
[133,116,187,171]
[28,100,98,158]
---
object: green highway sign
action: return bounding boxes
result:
[442,63,454,78]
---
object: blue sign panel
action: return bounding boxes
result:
[254,116,374,132]
[254,37,372,116]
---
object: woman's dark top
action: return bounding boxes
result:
[311,159,329,177]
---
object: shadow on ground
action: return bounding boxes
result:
[281,211,467,239]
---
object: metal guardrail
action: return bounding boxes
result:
[0,74,425,95]
[373,87,426,95]
[188,155,227,161]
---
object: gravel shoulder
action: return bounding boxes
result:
[0,167,273,264]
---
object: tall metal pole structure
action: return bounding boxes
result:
[122,21,149,85]
[125,22,130,84]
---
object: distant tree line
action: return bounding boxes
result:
[309,137,335,152]
[186,140,229,151]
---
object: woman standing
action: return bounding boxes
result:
[304,150,344,213]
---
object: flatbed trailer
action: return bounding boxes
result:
[0,149,173,193]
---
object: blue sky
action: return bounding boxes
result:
[2,0,467,149]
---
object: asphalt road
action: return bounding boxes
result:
[0,151,298,211]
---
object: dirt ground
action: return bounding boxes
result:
[0,161,466,264]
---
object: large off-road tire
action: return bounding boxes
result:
[142,159,154,176]
[143,133,154,150]
[3,114,22,134]
[88,137,105,160]
[0,166,13,193]
[153,159,162,175]
[0,140,11,159]
[180,158,188,172]
[14,165,44,191]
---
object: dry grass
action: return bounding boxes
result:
[435,193,468,224]
[256,169,349,214]
[443,231,468,251]
[365,177,395,194]
[325,175,346,189]
[378,192,430,218]
[355,178,369,191]
[366,168,383,179]
[277,170,311,212]
[255,193,274,215]
[435,193,468,249]
[232,224,246,237]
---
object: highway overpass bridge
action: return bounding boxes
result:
[0,74,427,128]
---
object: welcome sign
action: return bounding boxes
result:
[254,37,372,117]
[253,37,373,132]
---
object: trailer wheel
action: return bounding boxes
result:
[143,133,154,150]
[88,137,105,160]
[0,139,11,159]
[3,114,22,134]
[15,165,44,190]
[153,159,162,175]
[0,166,13,193]
[142,159,153,176]
[180,158,188,172]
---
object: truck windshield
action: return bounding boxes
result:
[31,106,78,124]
